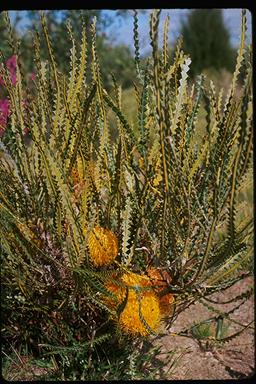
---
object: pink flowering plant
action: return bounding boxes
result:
[0,54,17,87]
[0,98,10,137]
[0,54,32,138]
[0,55,17,137]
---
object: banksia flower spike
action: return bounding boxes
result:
[106,272,161,336]
[88,226,118,266]
[119,291,160,336]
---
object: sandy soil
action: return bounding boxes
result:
[153,276,254,380]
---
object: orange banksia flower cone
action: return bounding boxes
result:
[146,267,174,315]
[88,226,118,266]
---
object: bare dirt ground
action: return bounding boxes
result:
[153,276,255,380]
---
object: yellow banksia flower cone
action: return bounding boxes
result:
[88,226,118,266]
[105,272,161,336]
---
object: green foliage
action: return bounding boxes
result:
[0,10,136,90]
[0,9,253,380]
[181,9,236,76]
[191,321,214,340]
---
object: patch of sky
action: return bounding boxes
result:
[9,8,252,57]
[102,9,252,56]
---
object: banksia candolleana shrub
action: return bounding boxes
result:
[0,9,253,380]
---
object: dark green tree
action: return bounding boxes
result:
[180,9,236,76]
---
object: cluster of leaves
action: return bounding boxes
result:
[0,10,137,90]
[0,9,253,380]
